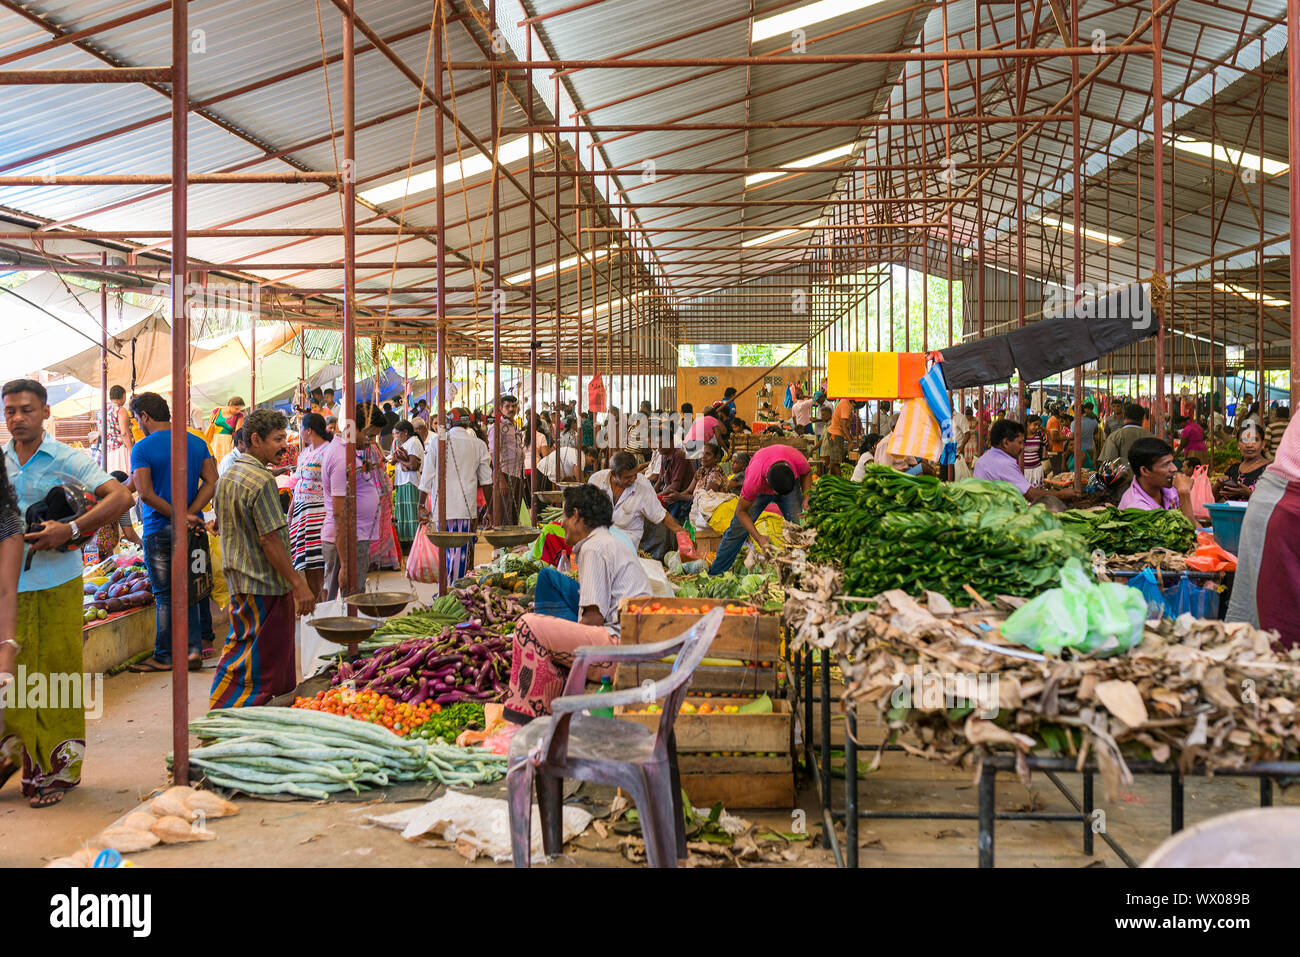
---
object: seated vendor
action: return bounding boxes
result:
[589,450,687,561]
[1119,437,1195,521]
[1214,424,1271,500]
[973,419,1077,504]
[504,484,652,724]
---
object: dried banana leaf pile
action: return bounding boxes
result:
[778,555,1300,799]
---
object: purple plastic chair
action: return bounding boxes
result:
[507,607,724,868]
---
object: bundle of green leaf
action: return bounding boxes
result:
[1058,505,1197,555]
[839,506,1088,603]
[805,467,1029,565]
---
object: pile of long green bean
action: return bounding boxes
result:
[187,707,506,800]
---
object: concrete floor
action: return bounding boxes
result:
[2,568,1291,868]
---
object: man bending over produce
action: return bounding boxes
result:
[504,484,650,724]
[1118,437,1195,522]
[210,410,317,708]
[708,443,811,575]
[974,420,1077,504]
[127,391,218,675]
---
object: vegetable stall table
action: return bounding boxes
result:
[777,556,1300,869]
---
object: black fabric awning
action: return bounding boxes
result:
[937,283,1154,388]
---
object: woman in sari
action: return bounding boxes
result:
[288,413,332,599]
[362,404,403,571]
[1226,415,1300,648]
[678,442,731,529]
[388,420,424,547]
[205,396,246,462]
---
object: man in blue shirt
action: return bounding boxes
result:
[124,392,218,675]
[2,378,130,808]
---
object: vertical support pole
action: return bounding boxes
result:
[250,311,257,409]
[490,0,502,527]
[341,0,358,599]
[554,78,562,438]
[527,27,538,527]
[434,0,448,593]
[100,256,109,472]
[1170,773,1184,833]
[844,705,858,869]
[1261,777,1274,807]
[802,648,813,775]
[169,0,190,786]
[819,647,831,808]
[1290,0,1300,396]
[1083,769,1095,855]
[1071,0,1083,491]
[978,762,996,868]
[1150,0,1167,439]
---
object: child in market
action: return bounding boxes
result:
[92,470,143,558]
[1022,417,1046,486]
[727,451,750,492]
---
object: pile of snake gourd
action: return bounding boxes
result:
[187,707,506,800]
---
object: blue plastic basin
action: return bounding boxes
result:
[1204,502,1248,555]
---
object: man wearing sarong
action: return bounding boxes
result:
[2,378,131,808]
[210,409,316,708]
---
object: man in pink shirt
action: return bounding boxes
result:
[708,444,811,574]
[1118,436,1195,522]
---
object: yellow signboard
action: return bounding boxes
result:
[826,352,926,399]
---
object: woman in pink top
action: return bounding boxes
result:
[1177,415,1207,453]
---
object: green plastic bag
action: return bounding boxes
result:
[1001,558,1146,657]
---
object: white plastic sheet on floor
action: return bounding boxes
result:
[366,791,593,863]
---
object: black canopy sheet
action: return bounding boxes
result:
[937,283,1152,389]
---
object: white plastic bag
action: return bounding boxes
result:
[298,598,347,674]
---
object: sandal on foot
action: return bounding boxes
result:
[127,658,171,674]
[187,654,203,672]
[29,788,64,809]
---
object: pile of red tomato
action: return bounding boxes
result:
[629,601,757,616]
[292,687,442,737]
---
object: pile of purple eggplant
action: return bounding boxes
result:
[331,622,510,705]
[451,583,530,626]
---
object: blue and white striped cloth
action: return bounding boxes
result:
[920,360,957,466]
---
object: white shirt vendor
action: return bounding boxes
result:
[588,468,666,546]
[571,525,652,637]
[418,425,491,521]
[538,445,580,484]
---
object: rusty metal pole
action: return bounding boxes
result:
[435,0,449,593]
[169,0,190,787]
[554,78,562,443]
[342,0,358,597]
[1292,0,1300,396]
[527,26,538,527]
[491,0,503,526]
[100,254,109,472]
[1150,0,1166,439]
[250,310,257,408]
[1071,0,1083,492]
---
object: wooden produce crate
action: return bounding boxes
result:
[615,697,795,808]
[615,596,781,695]
[618,597,780,659]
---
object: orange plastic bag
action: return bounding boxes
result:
[588,373,607,413]
[1185,541,1237,573]
[1190,465,1214,521]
